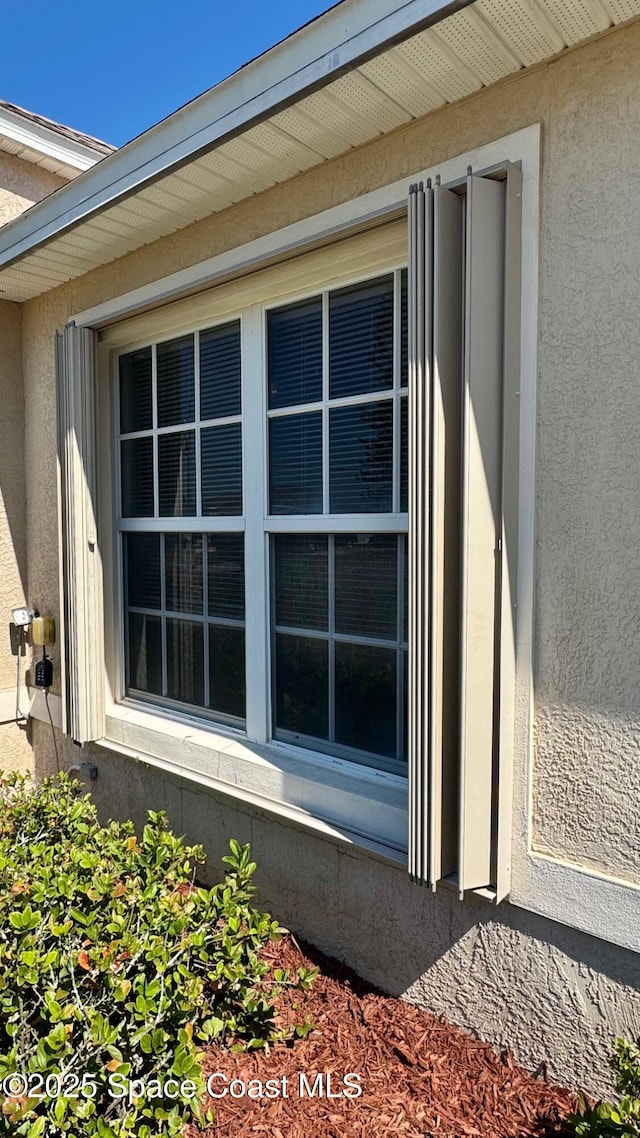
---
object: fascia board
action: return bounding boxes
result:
[0,0,471,272]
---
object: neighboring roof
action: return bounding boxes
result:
[0,99,114,181]
[0,0,638,304]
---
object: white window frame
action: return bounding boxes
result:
[111,266,410,776]
[100,233,411,858]
[74,124,567,908]
[115,322,247,731]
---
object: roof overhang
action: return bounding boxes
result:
[0,0,637,303]
[0,103,111,180]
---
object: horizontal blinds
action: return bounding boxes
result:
[55,322,105,743]
[407,165,520,898]
[100,220,406,350]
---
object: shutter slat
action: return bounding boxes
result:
[407,183,433,885]
[458,175,505,893]
[495,163,523,902]
[431,185,464,884]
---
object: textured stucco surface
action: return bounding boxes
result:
[534,705,640,881]
[13,17,640,1092]
[0,301,31,773]
[0,721,32,773]
[0,301,26,686]
[32,722,640,1097]
[530,32,640,880]
[0,152,66,226]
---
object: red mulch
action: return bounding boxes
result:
[186,935,575,1138]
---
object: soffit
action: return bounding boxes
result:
[0,0,637,303]
[0,135,80,181]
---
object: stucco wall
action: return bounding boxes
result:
[0,151,66,775]
[12,17,640,1093]
[0,300,31,772]
[0,151,66,226]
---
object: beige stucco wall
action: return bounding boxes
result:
[0,300,31,772]
[0,151,67,226]
[11,17,640,1093]
[0,150,67,774]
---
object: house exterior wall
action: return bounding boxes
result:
[0,151,66,226]
[11,18,640,1093]
[0,300,31,771]
[0,148,71,772]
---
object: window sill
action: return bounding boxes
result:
[100,700,408,863]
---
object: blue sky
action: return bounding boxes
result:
[1,1,334,147]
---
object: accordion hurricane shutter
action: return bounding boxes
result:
[55,323,105,744]
[406,164,521,897]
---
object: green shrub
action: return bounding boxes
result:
[0,771,313,1136]
[571,1038,640,1137]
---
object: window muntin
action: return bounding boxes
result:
[267,268,408,773]
[266,271,408,518]
[118,321,246,724]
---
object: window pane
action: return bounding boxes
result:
[201,423,242,515]
[210,625,245,719]
[158,431,196,516]
[120,347,152,433]
[274,535,328,631]
[402,649,408,763]
[335,642,396,758]
[274,633,328,738]
[121,437,154,517]
[400,396,408,513]
[403,536,408,643]
[128,612,162,695]
[400,268,408,388]
[157,336,195,427]
[269,412,322,514]
[166,618,204,706]
[329,401,393,513]
[329,275,394,399]
[165,533,203,614]
[268,297,322,409]
[200,321,241,420]
[207,534,245,619]
[335,534,397,639]
[126,533,161,609]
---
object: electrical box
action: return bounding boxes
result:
[32,616,55,647]
[34,657,54,689]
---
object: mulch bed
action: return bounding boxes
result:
[188,935,576,1138]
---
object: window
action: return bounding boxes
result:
[57,133,533,883]
[118,322,246,726]
[116,269,409,774]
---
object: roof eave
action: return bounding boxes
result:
[0,105,110,175]
[0,0,470,274]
